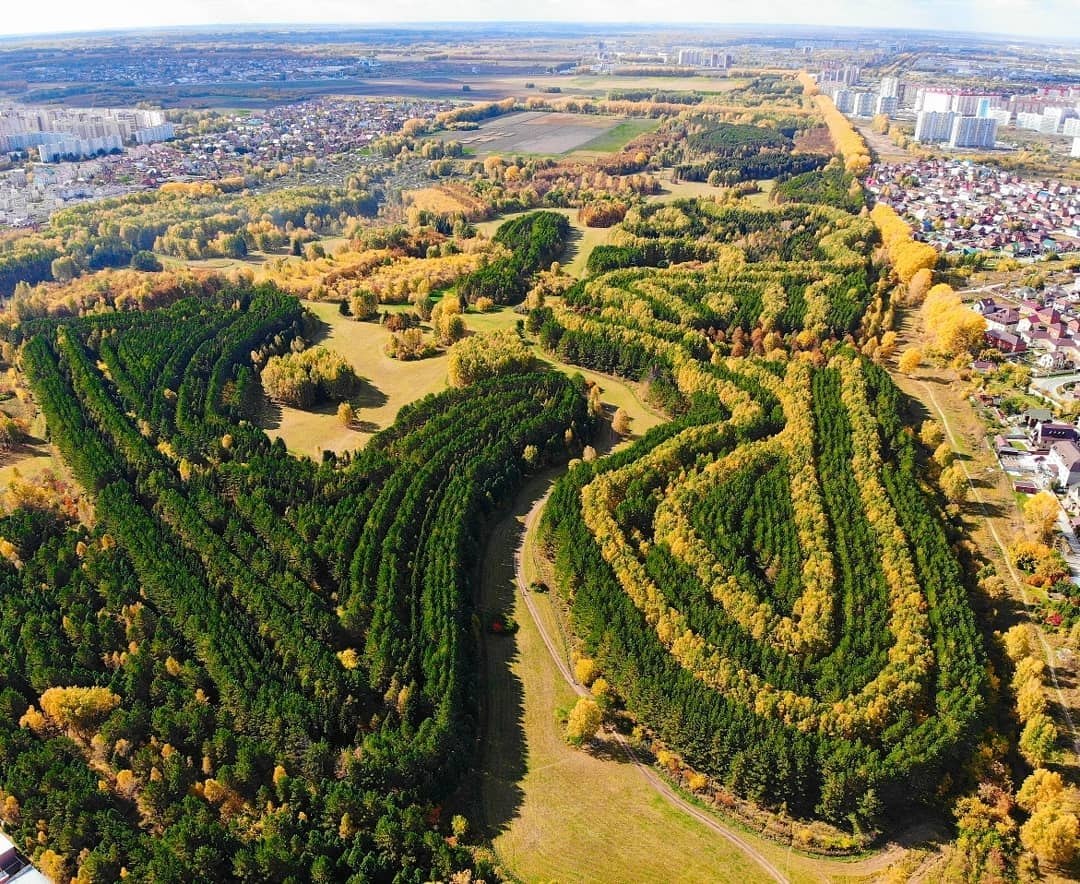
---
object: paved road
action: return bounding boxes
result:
[1031,371,1080,403]
[513,488,791,884]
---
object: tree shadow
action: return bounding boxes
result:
[961,498,1011,519]
[257,398,284,431]
[584,734,638,765]
[353,379,389,410]
[469,479,543,840]
[560,222,584,270]
[306,311,333,346]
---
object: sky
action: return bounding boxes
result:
[1,0,1079,41]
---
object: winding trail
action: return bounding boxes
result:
[514,488,790,884]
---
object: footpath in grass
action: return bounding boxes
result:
[477,473,775,884]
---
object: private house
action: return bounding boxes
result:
[1050,440,1080,488]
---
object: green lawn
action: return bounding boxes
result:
[572,117,662,153]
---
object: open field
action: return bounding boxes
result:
[449,111,627,156]
[0,446,59,494]
[478,474,774,884]
[261,301,449,457]
[571,117,662,153]
[262,296,662,458]
[479,73,747,99]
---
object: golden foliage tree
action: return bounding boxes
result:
[1021,806,1079,866]
[920,419,945,449]
[447,330,535,388]
[39,686,120,736]
[1016,769,1065,813]
[1024,491,1061,543]
[898,347,923,374]
[565,697,603,745]
[1019,712,1058,767]
[939,463,968,503]
[612,407,631,436]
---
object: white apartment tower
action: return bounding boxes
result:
[949,116,998,149]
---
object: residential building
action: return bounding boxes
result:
[820,64,859,86]
[879,76,899,99]
[1050,440,1080,487]
[853,92,876,117]
[1072,137,1080,159]
[831,89,856,114]
[1038,422,1080,447]
[949,115,997,149]
[0,831,49,883]
[875,95,898,116]
[914,110,957,144]
[916,89,953,113]
[1016,111,1044,131]
[984,329,1027,353]
[980,107,1012,127]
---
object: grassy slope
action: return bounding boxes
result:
[263,301,449,457]
[478,474,772,884]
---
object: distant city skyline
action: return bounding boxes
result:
[2,0,1080,41]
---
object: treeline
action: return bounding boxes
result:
[0,237,61,298]
[772,165,866,213]
[671,119,827,183]
[540,355,985,828]
[6,282,594,880]
[457,210,570,305]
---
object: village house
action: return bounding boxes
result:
[1050,440,1080,488]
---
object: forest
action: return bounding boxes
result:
[526,185,984,832]
[0,66,1011,880]
[1,283,592,881]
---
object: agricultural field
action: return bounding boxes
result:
[449,111,630,156]
[487,73,748,99]
[571,117,663,154]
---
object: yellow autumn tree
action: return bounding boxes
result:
[1025,491,1061,543]
[565,697,603,745]
[1019,713,1058,767]
[1021,806,1079,865]
[574,657,598,686]
[907,267,934,304]
[898,348,923,374]
[939,463,968,503]
[39,686,120,736]
[1017,769,1065,813]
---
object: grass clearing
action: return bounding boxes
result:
[571,117,661,154]
[261,301,449,457]
[0,446,59,492]
[258,297,660,459]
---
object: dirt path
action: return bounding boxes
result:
[511,487,940,882]
[916,378,1080,759]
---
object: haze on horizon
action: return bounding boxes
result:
[2,0,1080,42]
